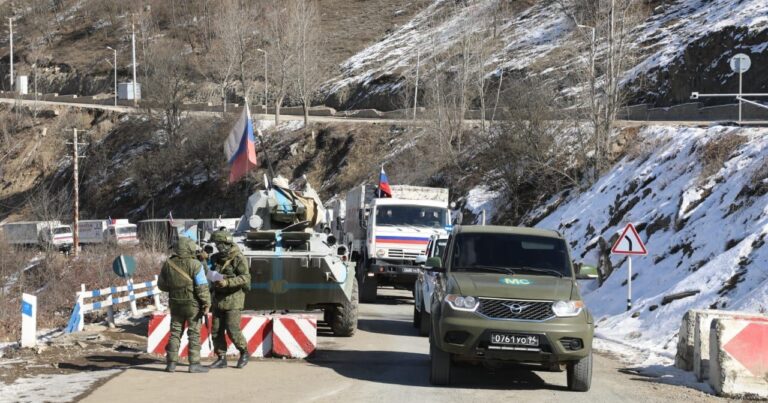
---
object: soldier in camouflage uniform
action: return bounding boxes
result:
[158,236,211,373]
[208,230,252,369]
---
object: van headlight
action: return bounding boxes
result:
[445,294,479,311]
[552,300,584,317]
[376,249,386,258]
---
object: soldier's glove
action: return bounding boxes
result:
[215,279,229,288]
[202,305,210,314]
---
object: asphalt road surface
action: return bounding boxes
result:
[82,289,719,403]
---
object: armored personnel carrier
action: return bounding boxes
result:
[233,178,358,337]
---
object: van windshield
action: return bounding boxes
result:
[53,227,71,235]
[117,227,136,235]
[375,205,447,229]
[450,233,571,277]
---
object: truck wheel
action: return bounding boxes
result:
[360,275,377,303]
[429,332,451,385]
[566,352,592,392]
[418,304,430,337]
[330,278,359,337]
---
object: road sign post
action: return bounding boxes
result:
[730,53,751,123]
[611,223,648,311]
[21,293,37,348]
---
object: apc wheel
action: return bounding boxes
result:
[360,275,377,303]
[566,352,592,392]
[429,333,451,385]
[330,278,359,337]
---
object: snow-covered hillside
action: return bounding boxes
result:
[323,0,768,109]
[535,125,768,361]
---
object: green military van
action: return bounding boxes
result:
[426,225,594,391]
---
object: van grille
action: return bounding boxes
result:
[386,249,423,260]
[477,298,555,321]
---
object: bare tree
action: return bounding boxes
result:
[144,39,192,145]
[27,184,71,223]
[264,2,297,125]
[480,79,583,222]
[557,0,642,182]
[286,0,325,128]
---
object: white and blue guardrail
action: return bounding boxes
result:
[66,276,162,333]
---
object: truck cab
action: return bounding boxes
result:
[345,185,452,302]
[41,225,74,251]
[106,223,139,246]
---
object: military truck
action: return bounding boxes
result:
[426,225,595,391]
[2,221,74,251]
[344,185,452,302]
[233,178,358,337]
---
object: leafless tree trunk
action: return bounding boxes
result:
[286,0,325,129]
[557,0,641,183]
[211,1,259,112]
[264,3,297,126]
[144,40,191,146]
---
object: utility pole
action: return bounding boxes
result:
[107,47,117,106]
[131,23,138,106]
[8,18,13,91]
[413,49,420,120]
[68,129,86,258]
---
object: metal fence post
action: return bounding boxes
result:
[78,284,86,332]
[127,278,138,316]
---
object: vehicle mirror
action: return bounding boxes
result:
[575,263,598,280]
[426,256,442,268]
[415,254,427,264]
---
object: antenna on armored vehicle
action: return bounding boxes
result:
[256,128,277,188]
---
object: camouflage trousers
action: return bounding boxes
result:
[166,303,203,364]
[212,308,248,356]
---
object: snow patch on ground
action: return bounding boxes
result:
[0,369,120,402]
[536,125,768,369]
[465,186,501,224]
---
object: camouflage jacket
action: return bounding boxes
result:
[158,255,211,309]
[210,251,251,311]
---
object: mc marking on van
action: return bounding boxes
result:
[500,278,533,286]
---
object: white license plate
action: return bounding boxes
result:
[490,333,540,347]
[401,267,418,274]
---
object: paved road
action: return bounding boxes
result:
[81,289,718,403]
[3,96,760,128]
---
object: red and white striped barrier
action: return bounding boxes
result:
[708,316,768,398]
[272,315,317,358]
[147,312,272,358]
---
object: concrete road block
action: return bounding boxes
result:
[693,310,764,381]
[272,315,317,358]
[674,310,699,370]
[709,317,768,398]
[147,312,273,358]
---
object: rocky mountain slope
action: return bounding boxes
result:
[323,0,768,110]
[532,124,768,360]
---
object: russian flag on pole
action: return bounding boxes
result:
[224,103,258,183]
[378,166,392,198]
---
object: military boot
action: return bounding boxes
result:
[209,355,228,369]
[164,356,176,373]
[236,353,249,369]
[188,363,209,373]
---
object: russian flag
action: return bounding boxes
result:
[379,166,392,198]
[224,103,258,183]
